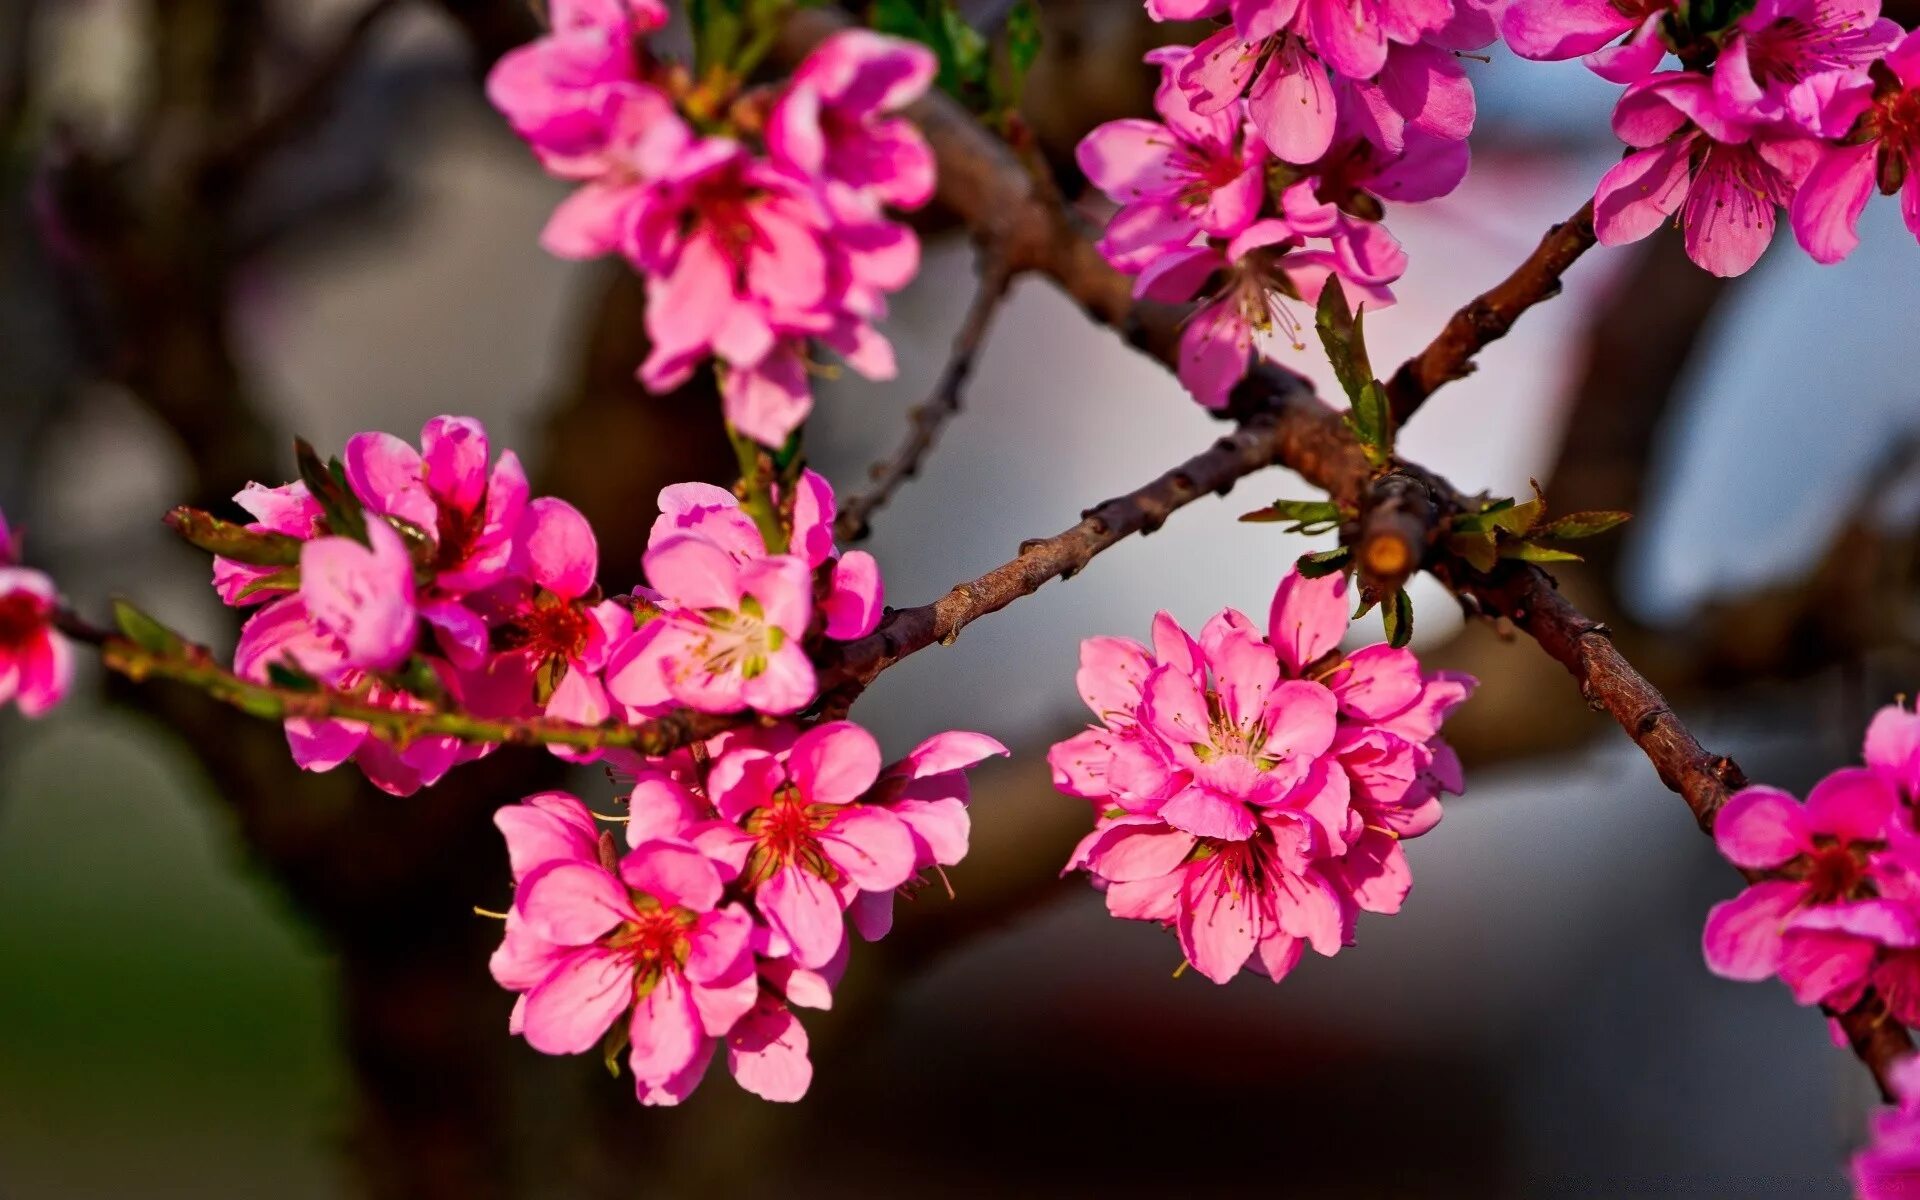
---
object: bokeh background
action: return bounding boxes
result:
[3,1,1920,1196]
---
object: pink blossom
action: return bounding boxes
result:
[232,594,471,795]
[458,498,627,734]
[1869,701,1920,799]
[1791,31,1920,263]
[1136,218,1396,408]
[1855,1055,1920,1198]
[1594,71,1820,276]
[1079,46,1270,270]
[1702,770,1914,1003]
[1054,566,1471,983]
[604,472,883,719]
[1502,0,1675,83]
[1713,0,1897,132]
[696,722,919,969]
[345,415,529,596]
[490,792,758,1106]
[769,30,938,215]
[211,482,322,606]
[299,519,419,675]
[1174,28,1337,165]
[484,0,666,173]
[0,564,72,717]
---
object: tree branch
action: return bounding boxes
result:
[835,253,1015,542]
[1383,199,1598,426]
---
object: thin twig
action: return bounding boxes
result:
[835,255,1015,542]
[1383,199,1599,426]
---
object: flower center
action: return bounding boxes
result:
[692,598,783,680]
[498,594,595,662]
[0,590,46,650]
[684,164,771,276]
[743,790,839,884]
[1804,842,1866,904]
[434,495,486,571]
[606,896,696,997]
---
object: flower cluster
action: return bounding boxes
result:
[1856,1054,1920,1198]
[605,472,883,718]
[490,719,1006,1104]
[1505,0,1916,275]
[1080,0,1489,407]
[216,416,623,793]
[489,6,937,446]
[1050,566,1472,983]
[0,507,71,718]
[1703,702,1920,1022]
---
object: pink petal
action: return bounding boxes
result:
[495,791,599,880]
[619,839,724,911]
[644,534,744,610]
[819,806,917,891]
[515,497,598,600]
[823,550,884,639]
[1268,567,1348,674]
[1711,785,1809,868]
[791,721,884,806]
[628,971,702,1080]
[1247,43,1334,165]
[759,865,847,970]
[1804,767,1899,843]
[1178,858,1258,983]
[896,730,1010,779]
[1593,137,1692,249]
[1701,880,1804,980]
[517,859,636,945]
[522,946,632,1054]
[727,1000,812,1102]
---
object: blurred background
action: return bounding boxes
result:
[3,1,1919,1196]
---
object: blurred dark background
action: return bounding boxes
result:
[2,1,1919,1196]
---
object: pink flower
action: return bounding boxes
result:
[1712,0,1897,132]
[1702,769,1915,1003]
[1869,701,1920,799]
[1594,71,1820,276]
[232,594,471,795]
[1136,218,1395,408]
[490,792,758,1106]
[695,722,920,969]
[1054,566,1471,983]
[604,473,884,719]
[1502,0,1675,83]
[617,537,816,716]
[485,0,666,173]
[1078,46,1270,271]
[0,564,72,717]
[211,482,322,607]
[1174,28,1337,165]
[1855,1055,1920,1198]
[535,83,695,259]
[345,415,529,596]
[1790,31,1920,263]
[459,498,628,734]
[299,519,419,675]
[769,30,938,215]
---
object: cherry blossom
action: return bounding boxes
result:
[1791,30,1920,262]
[0,557,72,718]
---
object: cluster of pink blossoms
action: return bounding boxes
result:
[491,719,1006,1104]
[0,508,72,718]
[1505,0,1920,274]
[1080,0,1491,407]
[488,3,937,446]
[1051,566,1473,982]
[215,416,888,794]
[1703,702,1920,1023]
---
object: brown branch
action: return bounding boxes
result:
[1384,199,1598,426]
[835,254,1015,542]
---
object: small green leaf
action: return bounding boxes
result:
[112,599,184,656]
[1239,498,1345,534]
[1500,542,1584,563]
[989,0,1042,118]
[294,438,368,544]
[1448,531,1499,573]
[1382,588,1413,648]
[1314,284,1367,404]
[1487,498,1543,537]
[236,566,301,601]
[1296,546,1352,579]
[1350,381,1392,467]
[267,659,321,692]
[1352,596,1378,621]
[1534,510,1633,540]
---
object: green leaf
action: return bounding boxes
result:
[294,438,368,544]
[1295,546,1352,579]
[112,599,184,656]
[1448,531,1499,573]
[1352,596,1378,621]
[1534,510,1633,540]
[267,659,321,692]
[690,0,745,75]
[1314,284,1370,405]
[1350,380,1392,468]
[388,655,451,706]
[1239,498,1345,534]
[1382,587,1413,648]
[990,0,1042,117]
[235,566,301,601]
[1500,542,1584,563]
[873,0,990,103]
